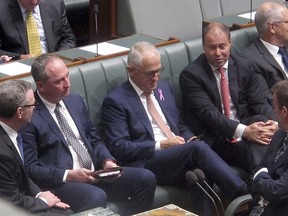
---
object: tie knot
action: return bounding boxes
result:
[54,103,61,112]
[218,67,225,75]
[279,47,287,56]
[143,92,152,98]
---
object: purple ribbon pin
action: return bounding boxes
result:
[158,89,165,101]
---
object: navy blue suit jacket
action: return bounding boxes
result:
[251,129,288,215]
[0,126,49,212]
[20,93,115,189]
[180,53,275,144]
[101,80,194,167]
[0,0,76,58]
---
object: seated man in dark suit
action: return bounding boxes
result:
[20,54,156,215]
[101,41,247,215]
[249,80,288,216]
[180,22,277,174]
[242,2,288,104]
[0,0,76,60]
[0,79,72,215]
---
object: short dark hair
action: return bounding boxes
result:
[31,53,62,84]
[271,80,288,108]
[0,80,32,118]
[202,22,230,46]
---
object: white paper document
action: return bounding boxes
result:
[0,62,31,76]
[238,11,256,20]
[80,42,129,55]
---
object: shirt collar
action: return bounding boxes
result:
[37,90,65,113]
[129,77,149,97]
[260,38,280,56]
[210,61,229,72]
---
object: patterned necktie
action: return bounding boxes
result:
[26,10,42,56]
[16,134,24,162]
[278,47,288,70]
[54,103,92,169]
[275,134,288,162]
[218,67,230,117]
[144,92,174,139]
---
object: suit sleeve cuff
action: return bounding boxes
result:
[234,123,246,140]
[253,167,268,179]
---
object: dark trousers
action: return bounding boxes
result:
[53,167,156,215]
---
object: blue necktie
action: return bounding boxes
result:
[16,134,24,162]
[278,47,288,70]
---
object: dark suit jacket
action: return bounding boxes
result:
[20,93,115,189]
[0,0,76,58]
[179,53,275,144]
[251,129,288,216]
[0,126,49,213]
[242,38,287,90]
[101,81,194,167]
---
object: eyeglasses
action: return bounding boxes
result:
[268,20,288,24]
[21,102,39,108]
[133,66,164,79]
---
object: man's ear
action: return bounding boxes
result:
[16,107,23,119]
[127,66,134,78]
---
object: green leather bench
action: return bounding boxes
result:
[20,26,258,215]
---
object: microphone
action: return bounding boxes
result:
[185,171,220,216]
[194,169,225,216]
[93,4,99,56]
[249,0,253,23]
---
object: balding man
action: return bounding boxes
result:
[242,2,288,104]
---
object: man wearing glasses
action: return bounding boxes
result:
[0,80,72,215]
[101,41,247,215]
[243,2,288,104]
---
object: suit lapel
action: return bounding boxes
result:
[9,0,29,53]
[272,131,288,170]
[256,39,287,79]
[124,82,154,138]
[0,127,25,167]
[227,57,239,111]
[39,0,53,52]
[35,93,68,147]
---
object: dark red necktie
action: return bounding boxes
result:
[218,67,230,117]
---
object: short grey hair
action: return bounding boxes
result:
[31,53,62,83]
[255,2,286,37]
[272,80,288,108]
[127,41,160,68]
[0,80,32,118]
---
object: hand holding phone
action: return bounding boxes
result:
[93,167,122,179]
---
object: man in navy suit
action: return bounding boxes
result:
[0,80,72,215]
[0,0,76,60]
[20,53,156,215]
[101,41,247,215]
[242,2,288,104]
[249,80,288,216]
[180,22,277,173]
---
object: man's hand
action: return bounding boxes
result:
[243,121,277,145]
[101,160,121,183]
[160,136,185,149]
[66,168,98,184]
[0,55,11,62]
[20,54,34,60]
[38,191,70,209]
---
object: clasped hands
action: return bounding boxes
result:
[243,120,278,145]
[66,160,121,184]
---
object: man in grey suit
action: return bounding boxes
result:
[0,0,76,60]
[0,79,72,215]
[242,2,288,104]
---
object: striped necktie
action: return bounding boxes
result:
[26,10,42,56]
[218,67,230,117]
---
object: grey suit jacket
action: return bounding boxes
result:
[242,38,287,102]
[0,0,76,58]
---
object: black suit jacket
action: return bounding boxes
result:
[251,129,288,216]
[0,0,76,58]
[0,126,49,213]
[242,38,287,103]
[179,53,275,144]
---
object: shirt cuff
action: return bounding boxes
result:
[155,141,161,150]
[253,167,268,179]
[234,123,246,140]
[63,170,69,182]
[36,192,48,204]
